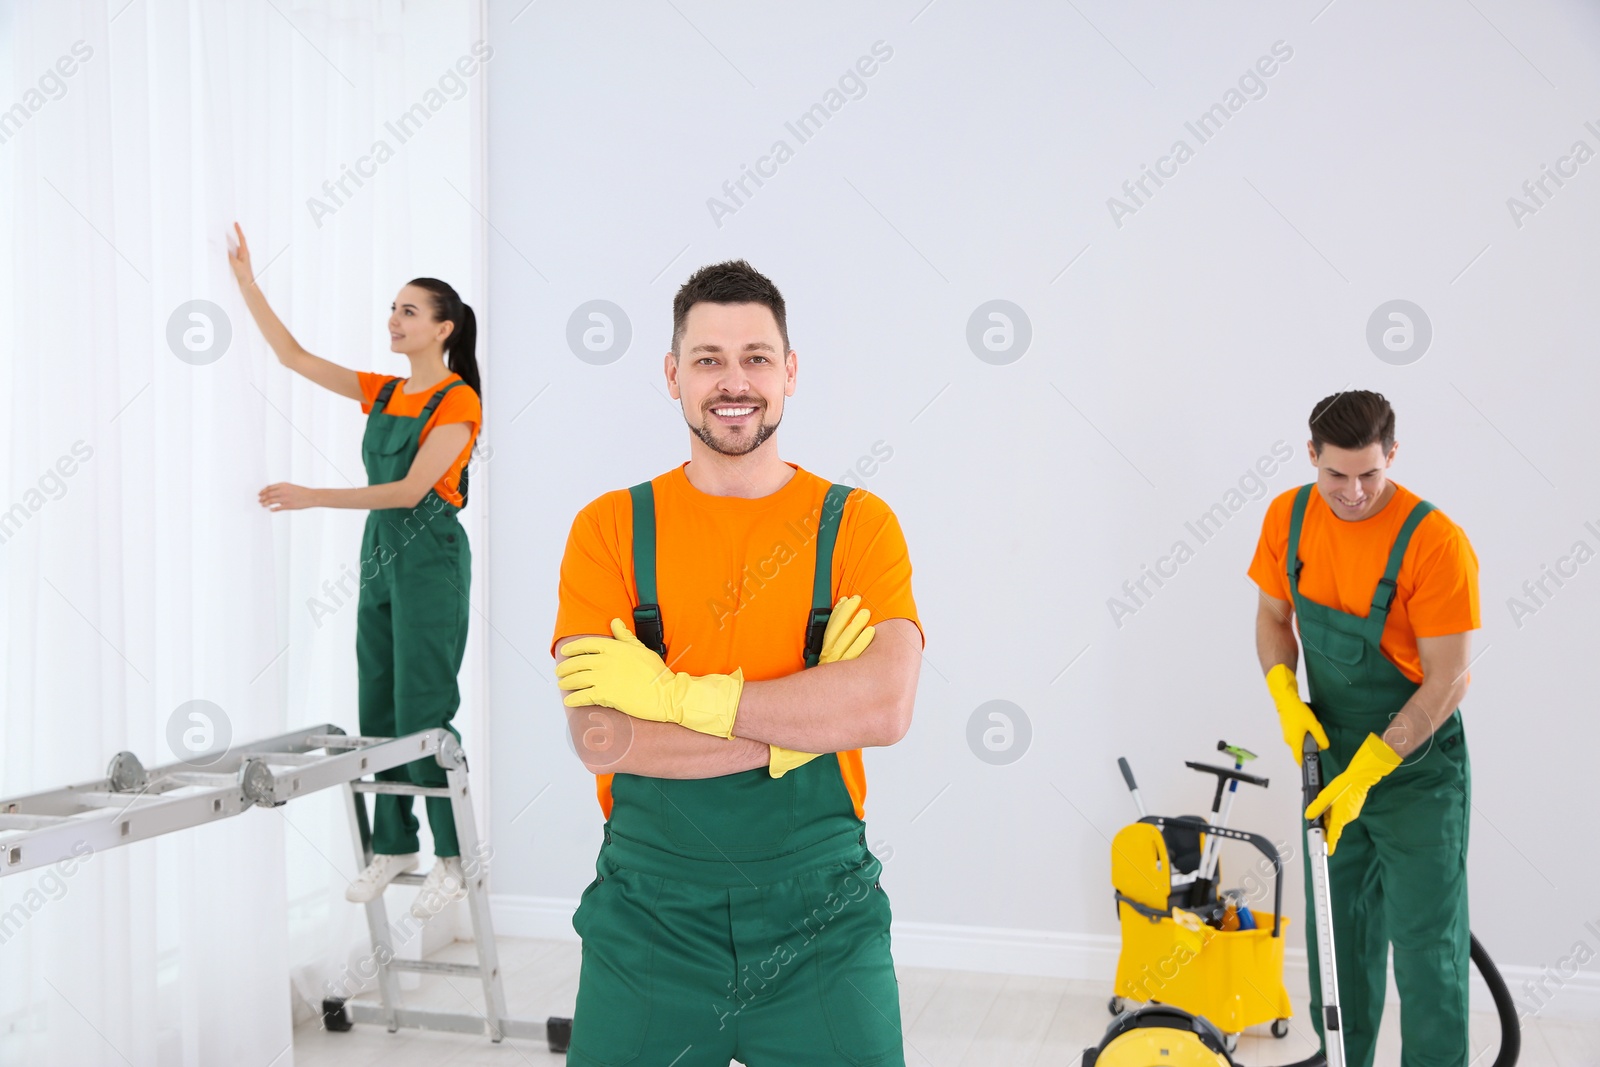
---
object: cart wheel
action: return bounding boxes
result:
[547,1015,573,1054]
[1223,1032,1239,1053]
[1107,996,1121,1016]
[1272,1018,1290,1038]
[321,997,352,1033]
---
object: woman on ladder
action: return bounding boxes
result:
[228,222,482,920]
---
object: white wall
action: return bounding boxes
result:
[484,0,1600,1015]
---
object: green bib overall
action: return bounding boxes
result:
[1287,484,1471,1067]
[566,481,906,1067]
[355,378,472,858]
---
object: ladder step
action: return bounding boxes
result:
[158,771,239,788]
[310,733,435,751]
[350,781,451,798]
[388,872,427,887]
[0,813,72,831]
[342,1001,551,1040]
[306,733,371,750]
[235,750,327,766]
[74,792,172,809]
[388,959,482,978]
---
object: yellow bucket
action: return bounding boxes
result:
[1109,821,1292,1034]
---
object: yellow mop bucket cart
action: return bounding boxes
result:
[1108,751,1292,1043]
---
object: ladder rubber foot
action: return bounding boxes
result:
[322,997,352,1033]
[547,1016,572,1053]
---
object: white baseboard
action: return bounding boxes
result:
[491,892,584,942]
[887,919,1120,980]
[489,895,1600,1023]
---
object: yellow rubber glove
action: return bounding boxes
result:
[1266,663,1330,764]
[769,596,876,778]
[1304,732,1403,854]
[557,618,743,739]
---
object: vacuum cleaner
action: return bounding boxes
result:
[1084,734,1521,1067]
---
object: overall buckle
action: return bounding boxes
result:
[1372,577,1397,612]
[804,608,832,666]
[633,605,665,657]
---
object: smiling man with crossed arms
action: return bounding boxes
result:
[551,260,924,1067]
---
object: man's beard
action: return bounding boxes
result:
[689,405,780,456]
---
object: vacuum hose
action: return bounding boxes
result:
[1470,932,1521,1067]
[1279,933,1519,1067]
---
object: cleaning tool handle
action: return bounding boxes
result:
[1300,732,1324,817]
[1117,757,1137,793]
[1117,757,1148,818]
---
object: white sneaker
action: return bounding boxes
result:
[410,856,468,920]
[345,853,419,903]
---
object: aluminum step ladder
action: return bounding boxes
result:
[0,724,571,1053]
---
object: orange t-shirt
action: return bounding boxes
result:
[357,372,481,508]
[1248,481,1479,684]
[551,461,923,821]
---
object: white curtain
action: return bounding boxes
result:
[0,1,489,1063]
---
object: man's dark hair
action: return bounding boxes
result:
[1309,390,1395,455]
[671,260,789,356]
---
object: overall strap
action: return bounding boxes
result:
[420,381,470,506]
[418,379,466,421]
[628,481,665,656]
[373,377,400,414]
[373,377,464,420]
[626,479,856,666]
[804,485,856,668]
[1365,498,1436,634]
[1285,483,1314,595]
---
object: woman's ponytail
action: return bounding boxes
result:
[409,277,481,399]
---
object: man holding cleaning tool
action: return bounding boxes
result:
[1250,391,1480,1067]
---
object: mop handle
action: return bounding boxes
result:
[1197,741,1260,884]
[1197,759,1242,883]
[1116,757,1147,818]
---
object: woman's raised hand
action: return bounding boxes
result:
[227,221,254,288]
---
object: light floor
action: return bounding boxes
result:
[293,935,1595,1066]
